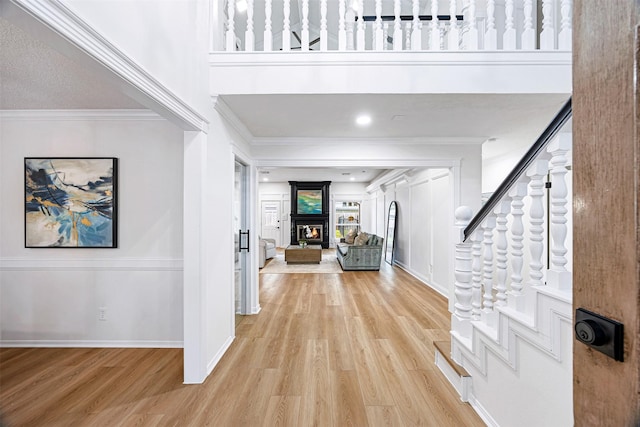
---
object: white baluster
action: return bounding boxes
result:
[301,0,310,51]
[431,0,440,50]
[503,0,516,50]
[508,182,527,311]
[226,0,236,51]
[411,0,422,50]
[383,22,390,50]
[522,0,535,50]
[346,8,356,50]
[484,0,497,50]
[338,0,347,51]
[464,0,478,50]
[320,0,328,51]
[357,0,366,51]
[558,0,572,50]
[540,0,555,50]
[453,207,474,338]
[375,0,384,50]
[264,0,272,51]
[245,0,254,51]
[471,229,483,320]
[448,0,459,51]
[494,201,510,307]
[405,21,412,50]
[547,135,572,291]
[283,0,291,51]
[527,160,549,288]
[393,0,402,50]
[482,215,496,315]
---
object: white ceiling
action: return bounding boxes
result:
[259,166,389,183]
[0,17,141,110]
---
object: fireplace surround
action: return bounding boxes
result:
[289,181,330,249]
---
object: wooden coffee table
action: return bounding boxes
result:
[285,245,322,264]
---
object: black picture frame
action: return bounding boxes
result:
[385,201,397,265]
[24,157,118,248]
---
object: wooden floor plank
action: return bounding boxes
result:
[0,264,484,426]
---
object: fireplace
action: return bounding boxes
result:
[289,181,331,248]
[297,224,323,242]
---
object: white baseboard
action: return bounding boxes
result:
[468,392,500,427]
[394,261,448,299]
[0,340,183,348]
[206,335,235,376]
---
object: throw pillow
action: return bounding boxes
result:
[345,229,357,244]
[354,231,369,246]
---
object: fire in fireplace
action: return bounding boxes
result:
[298,224,323,241]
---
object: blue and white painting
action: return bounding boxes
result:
[297,189,322,214]
[25,158,117,248]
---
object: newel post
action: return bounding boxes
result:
[452,206,474,339]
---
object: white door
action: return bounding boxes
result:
[261,201,281,247]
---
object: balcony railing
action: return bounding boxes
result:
[222,0,572,52]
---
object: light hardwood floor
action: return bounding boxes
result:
[0,265,484,426]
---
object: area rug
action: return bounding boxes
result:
[260,249,343,274]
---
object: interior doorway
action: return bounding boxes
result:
[261,200,281,247]
[234,160,250,326]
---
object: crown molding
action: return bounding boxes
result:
[0,109,164,121]
[211,96,254,143]
[8,0,209,132]
[251,136,485,146]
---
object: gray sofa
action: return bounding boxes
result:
[336,233,384,271]
[259,237,276,268]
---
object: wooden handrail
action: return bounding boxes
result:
[463,98,572,242]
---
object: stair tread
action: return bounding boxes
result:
[434,340,470,378]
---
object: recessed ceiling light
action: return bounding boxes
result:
[263,177,269,182]
[350,177,355,181]
[356,114,371,126]
[236,0,248,12]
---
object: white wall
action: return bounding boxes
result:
[0,114,184,346]
[369,169,453,297]
[62,0,211,116]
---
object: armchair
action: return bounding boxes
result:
[259,237,277,268]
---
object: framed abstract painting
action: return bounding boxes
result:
[25,157,118,248]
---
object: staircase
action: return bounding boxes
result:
[436,99,574,427]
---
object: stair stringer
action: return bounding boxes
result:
[450,285,572,378]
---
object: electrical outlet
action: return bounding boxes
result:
[98,307,107,321]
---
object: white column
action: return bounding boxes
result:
[508,182,527,311]
[320,0,328,51]
[453,206,474,338]
[411,0,422,50]
[494,201,510,307]
[225,0,236,51]
[471,229,483,320]
[558,0,572,50]
[503,0,516,50]
[283,0,291,51]
[393,0,403,50]
[464,0,478,50]
[338,0,347,51]
[484,0,497,50]
[448,0,460,51]
[301,0,310,51]
[245,0,254,51]
[540,0,555,50]
[547,135,572,291]
[264,0,272,51]
[431,0,441,50]
[527,160,549,288]
[357,0,366,50]
[375,0,384,50]
[522,0,535,50]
